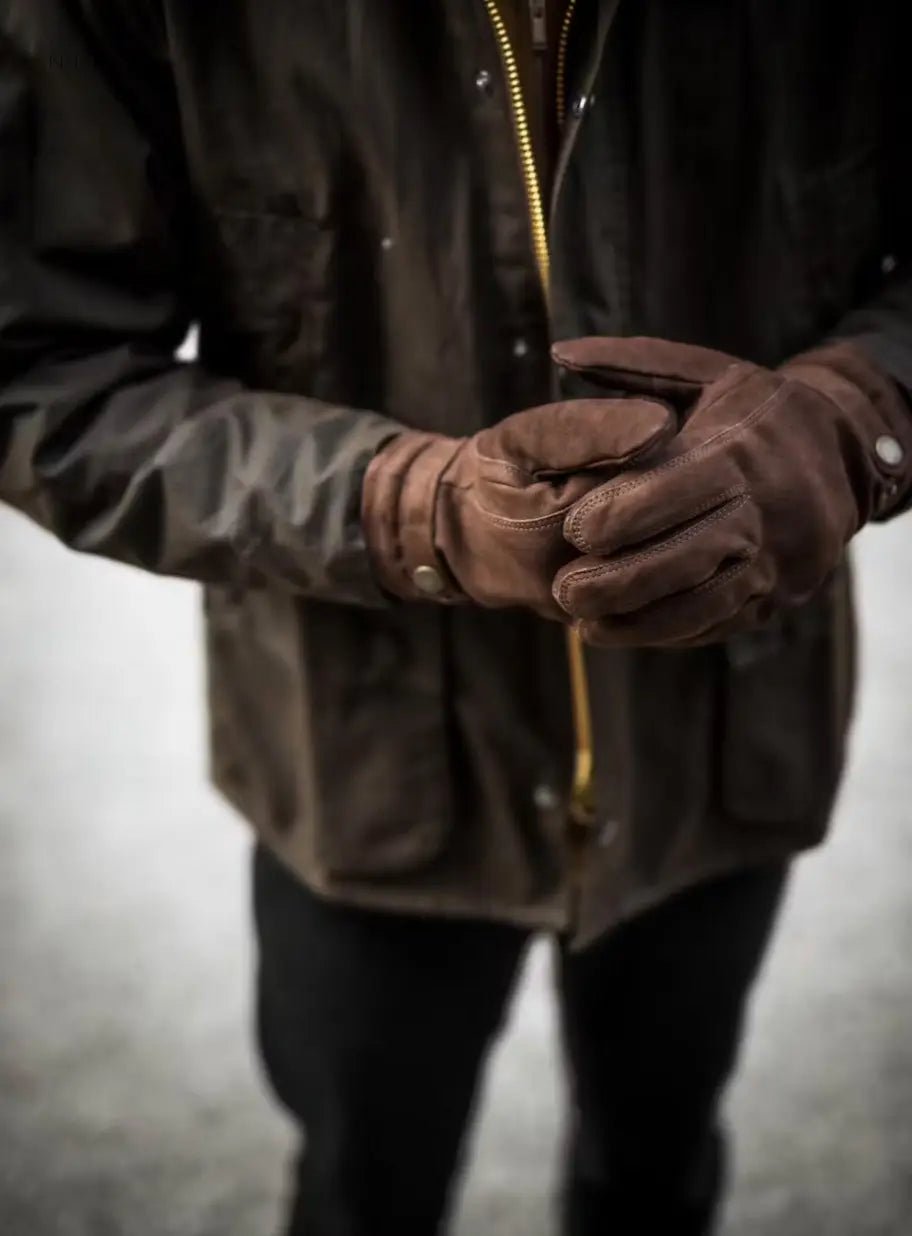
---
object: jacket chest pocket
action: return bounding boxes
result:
[204,209,336,390]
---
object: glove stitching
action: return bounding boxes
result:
[474,499,573,532]
[555,357,740,387]
[577,557,754,641]
[475,455,539,484]
[573,492,748,582]
[476,439,665,487]
[556,496,749,608]
[573,485,745,555]
[688,555,753,599]
[567,383,787,545]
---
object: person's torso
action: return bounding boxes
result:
[150,0,882,935]
[141,0,906,434]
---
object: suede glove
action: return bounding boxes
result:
[362,399,675,618]
[552,336,912,646]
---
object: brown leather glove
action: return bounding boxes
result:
[362,399,675,618]
[552,336,912,646]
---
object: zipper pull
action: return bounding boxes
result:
[529,0,548,51]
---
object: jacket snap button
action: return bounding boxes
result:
[412,565,446,596]
[598,819,619,848]
[875,435,904,467]
[571,94,590,118]
[881,253,898,275]
[475,69,493,94]
[533,784,560,812]
[513,337,530,359]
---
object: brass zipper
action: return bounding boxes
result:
[482,0,595,829]
[482,0,551,288]
[556,0,578,129]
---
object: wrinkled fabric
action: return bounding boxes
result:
[1,1,909,942]
[553,337,912,645]
[0,2,400,604]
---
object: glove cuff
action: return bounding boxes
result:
[783,341,912,520]
[361,431,466,601]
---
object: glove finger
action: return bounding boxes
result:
[563,447,746,555]
[476,397,676,484]
[552,336,739,405]
[553,494,755,619]
[574,557,763,648]
[659,597,777,647]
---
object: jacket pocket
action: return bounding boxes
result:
[301,601,453,880]
[720,564,856,834]
[205,585,308,835]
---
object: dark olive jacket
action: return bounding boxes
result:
[2,0,909,944]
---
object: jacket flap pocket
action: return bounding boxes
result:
[720,569,855,831]
[303,602,453,880]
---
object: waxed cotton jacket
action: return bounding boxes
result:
[2,0,909,945]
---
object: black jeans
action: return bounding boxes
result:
[253,847,787,1236]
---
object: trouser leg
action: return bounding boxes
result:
[253,845,529,1236]
[558,864,789,1236]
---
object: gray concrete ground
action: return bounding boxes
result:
[1,504,911,1236]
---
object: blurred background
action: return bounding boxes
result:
[1,495,911,1235]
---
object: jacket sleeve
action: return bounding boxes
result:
[834,270,912,398]
[0,0,401,604]
[826,27,912,514]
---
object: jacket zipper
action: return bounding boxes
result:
[481,0,596,838]
[555,0,578,128]
[482,0,551,286]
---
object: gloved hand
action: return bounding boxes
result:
[362,398,675,618]
[552,336,912,646]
